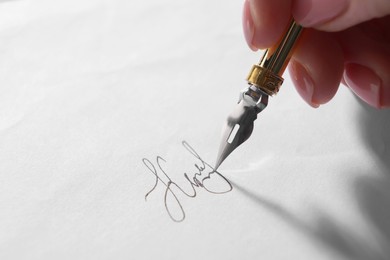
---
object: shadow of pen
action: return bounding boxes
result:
[231,180,387,260]
[231,180,310,232]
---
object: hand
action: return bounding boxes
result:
[243,0,390,108]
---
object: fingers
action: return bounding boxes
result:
[243,0,345,107]
[339,18,390,108]
[292,0,390,32]
[243,0,390,49]
[288,30,344,107]
[243,0,292,49]
[242,0,390,108]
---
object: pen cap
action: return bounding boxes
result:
[247,20,303,96]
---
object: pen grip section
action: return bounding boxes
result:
[260,20,303,76]
[247,20,303,96]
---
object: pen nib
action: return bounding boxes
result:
[215,86,268,170]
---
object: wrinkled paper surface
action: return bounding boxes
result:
[0,0,389,259]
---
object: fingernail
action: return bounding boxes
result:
[290,61,319,108]
[293,0,348,27]
[344,63,382,108]
[242,0,257,51]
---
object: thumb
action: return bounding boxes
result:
[293,0,390,31]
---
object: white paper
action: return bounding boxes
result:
[0,0,389,259]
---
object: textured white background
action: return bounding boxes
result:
[0,0,389,259]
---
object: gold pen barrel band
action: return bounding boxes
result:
[246,64,284,96]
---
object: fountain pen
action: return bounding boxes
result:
[215,20,303,170]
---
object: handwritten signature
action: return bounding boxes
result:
[142,141,233,222]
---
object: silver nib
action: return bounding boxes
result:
[215,85,268,170]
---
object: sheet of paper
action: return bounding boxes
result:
[0,0,389,259]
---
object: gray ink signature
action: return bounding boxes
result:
[142,141,233,222]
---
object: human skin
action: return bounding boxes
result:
[243,0,390,108]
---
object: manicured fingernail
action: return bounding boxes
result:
[293,0,348,27]
[344,63,382,108]
[290,61,319,108]
[242,0,257,51]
